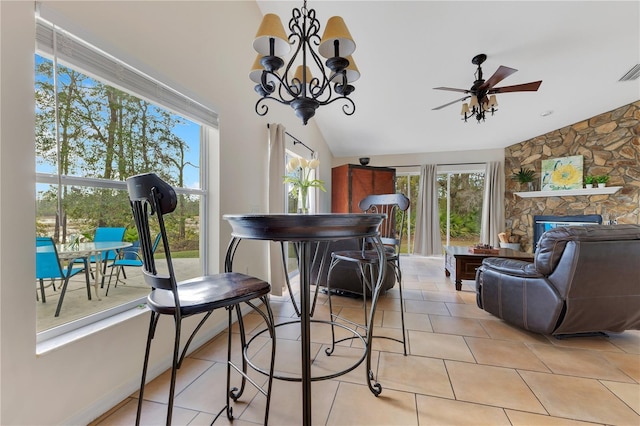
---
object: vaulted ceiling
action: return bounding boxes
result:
[256,1,640,157]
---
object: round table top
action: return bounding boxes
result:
[223,213,385,242]
[56,241,132,255]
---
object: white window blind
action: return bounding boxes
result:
[35,17,218,128]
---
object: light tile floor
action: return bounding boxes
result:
[91,255,640,425]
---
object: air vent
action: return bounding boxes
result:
[619,64,640,81]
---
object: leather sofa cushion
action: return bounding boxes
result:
[535,224,640,276]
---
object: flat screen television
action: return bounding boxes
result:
[533,214,602,252]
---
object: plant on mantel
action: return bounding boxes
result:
[511,167,536,191]
[584,175,595,188]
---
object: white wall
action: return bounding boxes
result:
[0,1,330,424]
[333,149,504,174]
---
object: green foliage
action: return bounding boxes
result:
[595,175,609,183]
[123,228,139,243]
[440,209,481,238]
[35,54,200,252]
[583,175,595,184]
[36,221,48,236]
[437,172,484,241]
[511,167,535,183]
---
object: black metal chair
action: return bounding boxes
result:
[126,173,276,426]
[326,193,410,355]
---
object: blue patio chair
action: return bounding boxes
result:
[73,227,126,286]
[36,237,91,316]
[105,233,161,296]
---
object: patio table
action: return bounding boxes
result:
[56,241,132,301]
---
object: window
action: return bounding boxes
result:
[284,151,300,215]
[438,170,485,247]
[283,150,304,274]
[35,18,217,337]
[395,174,419,254]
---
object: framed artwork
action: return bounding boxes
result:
[541,155,584,190]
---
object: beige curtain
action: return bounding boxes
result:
[414,164,443,256]
[480,161,505,248]
[267,123,286,295]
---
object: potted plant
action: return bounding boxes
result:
[595,175,609,188]
[584,175,595,189]
[283,157,326,213]
[512,167,536,191]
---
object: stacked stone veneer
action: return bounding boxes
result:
[505,100,640,252]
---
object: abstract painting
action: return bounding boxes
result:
[541,155,584,190]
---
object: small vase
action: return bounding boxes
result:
[598,182,607,188]
[298,186,309,214]
[585,184,593,189]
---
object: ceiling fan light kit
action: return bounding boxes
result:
[434,53,542,123]
[250,1,359,125]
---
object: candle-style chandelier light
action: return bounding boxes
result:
[250,0,359,125]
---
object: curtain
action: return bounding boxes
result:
[414,164,443,256]
[480,161,505,248]
[267,123,286,295]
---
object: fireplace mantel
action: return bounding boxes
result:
[515,186,622,198]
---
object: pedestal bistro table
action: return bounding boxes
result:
[223,213,386,426]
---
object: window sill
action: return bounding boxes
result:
[36,304,149,356]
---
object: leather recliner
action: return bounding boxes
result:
[476,224,640,335]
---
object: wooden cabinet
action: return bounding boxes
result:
[331,164,396,213]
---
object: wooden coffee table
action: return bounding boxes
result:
[444,245,534,290]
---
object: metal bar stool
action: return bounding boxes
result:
[325,193,410,355]
[126,173,276,426]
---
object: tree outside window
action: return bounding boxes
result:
[35,54,205,332]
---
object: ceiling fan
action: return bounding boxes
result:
[433,53,542,122]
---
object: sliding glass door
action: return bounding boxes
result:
[438,171,485,247]
[395,174,419,254]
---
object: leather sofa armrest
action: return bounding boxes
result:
[476,264,562,334]
[481,257,543,278]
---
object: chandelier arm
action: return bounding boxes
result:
[306,39,333,101]
[256,94,294,112]
[316,96,356,116]
[255,99,269,117]
[260,70,299,101]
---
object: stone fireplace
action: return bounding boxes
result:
[504,101,639,253]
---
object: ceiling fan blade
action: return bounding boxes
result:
[433,86,470,94]
[478,65,518,91]
[489,81,542,93]
[432,96,470,111]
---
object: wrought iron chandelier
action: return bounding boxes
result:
[461,94,498,123]
[250,0,359,125]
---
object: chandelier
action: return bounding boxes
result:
[250,0,359,125]
[460,94,498,123]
